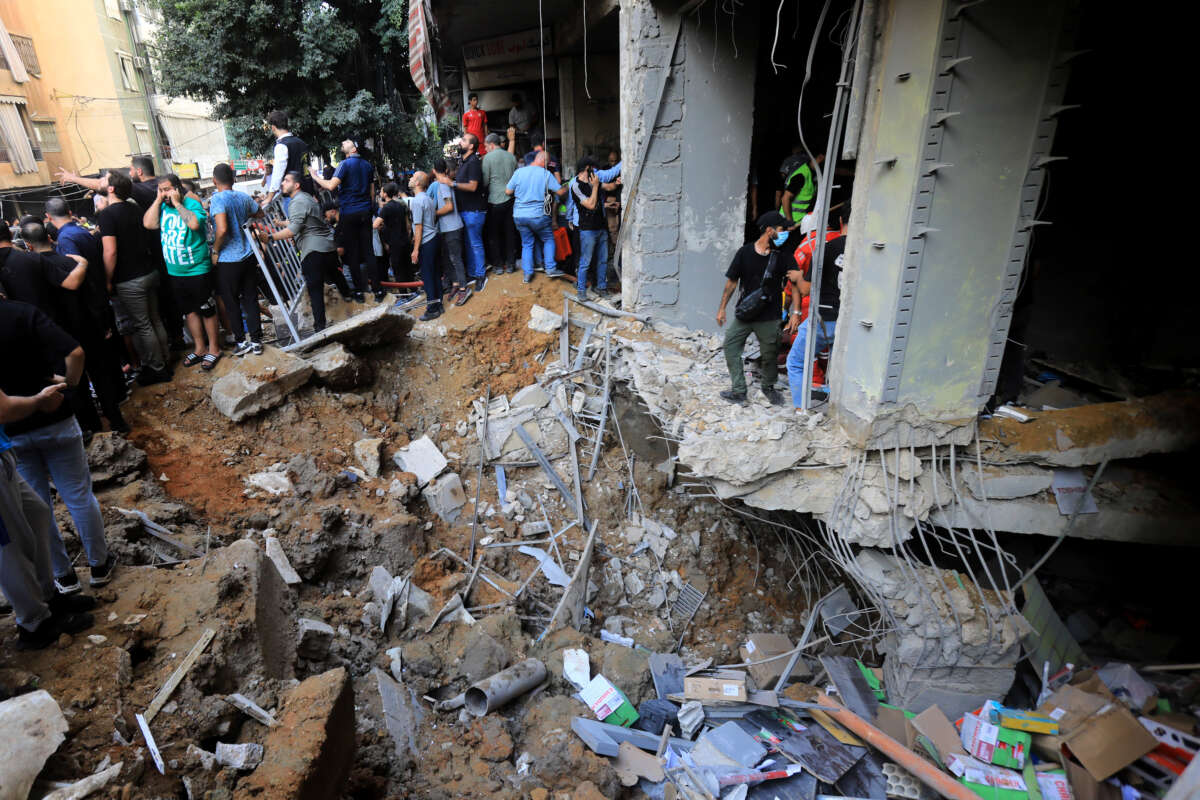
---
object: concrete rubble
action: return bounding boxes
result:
[0,690,68,800]
[305,342,373,389]
[211,347,315,422]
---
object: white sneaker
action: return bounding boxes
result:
[233,340,254,357]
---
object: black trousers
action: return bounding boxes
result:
[301,250,350,331]
[216,256,262,343]
[71,322,127,432]
[486,199,518,268]
[340,210,380,294]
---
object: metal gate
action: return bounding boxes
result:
[243,195,308,346]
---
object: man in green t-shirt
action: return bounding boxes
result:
[143,174,223,370]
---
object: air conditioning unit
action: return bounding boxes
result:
[133,56,148,70]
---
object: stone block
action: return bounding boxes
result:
[647,137,681,165]
[459,629,510,684]
[641,162,682,198]
[528,304,564,333]
[264,535,302,585]
[215,742,263,770]
[353,438,383,478]
[641,199,679,228]
[656,97,684,127]
[297,618,335,660]
[306,343,372,389]
[640,279,680,305]
[636,226,679,254]
[640,253,680,279]
[512,384,551,409]
[422,472,467,523]
[233,668,355,800]
[295,301,415,353]
[212,347,314,422]
[0,691,68,800]
[392,435,447,487]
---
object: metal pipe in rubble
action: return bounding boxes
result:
[464,658,547,716]
[801,0,862,412]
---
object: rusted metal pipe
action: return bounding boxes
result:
[464,659,547,716]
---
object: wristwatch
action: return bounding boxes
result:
[451,180,457,189]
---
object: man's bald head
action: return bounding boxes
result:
[412,171,430,190]
[533,151,549,168]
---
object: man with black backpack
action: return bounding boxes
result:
[715,210,789,406]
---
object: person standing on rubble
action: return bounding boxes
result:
[715,210,789,406]
[0,296,118,600]
[482,133,519,274]
[407,171,443,322]
[429,159,469,306]
[446,133,488,292]
[506,151,568,284]
[311,138,385,302]
[784,204,848,408]
[209,163,265,357]
[256,171,352,333]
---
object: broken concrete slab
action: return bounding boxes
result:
[212,346,314,422]
[376,668,425,761]
[393,435,447,487]
[264,535,302,585]
[528,304,564,333]
[233,667,355,800]
[215,742,264,770]
[294,300,416,353]
[962,464,1054,500]
[422,472,467,523]
[353,438,383,478]
[0,690,68,800]
[297,618,335,660]
[246,468,293,497]
[306,342,372,389]
[41,761,123,800]
[512,383,552,409]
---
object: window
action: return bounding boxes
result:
[10,35,39,76]
[132,123,152,155]
[118,52,139,91]
[104,0,123,20]
[32,121,59,152]
[0,100,41,171]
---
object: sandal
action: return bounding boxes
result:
[182,353,203,368]
[200,353,222,371]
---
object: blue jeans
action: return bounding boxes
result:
[418,235,442,308]
[515,215,555,277]
[461,210,487,279]
[577,229,608,292]
[10,417,109,577]
[0,451,56,629]
[786,319,836,407]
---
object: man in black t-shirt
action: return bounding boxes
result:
[715,210,790,405]
[373,182,412,283]
[453,134,489,288]
[0,223,89,326]
[98,169,172,385]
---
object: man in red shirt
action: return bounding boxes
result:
[462,94,488,144]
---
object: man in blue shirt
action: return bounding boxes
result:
[210,163,266,356]
[407,171,443,321]
[313,139,384,301]
[505,152,568,283]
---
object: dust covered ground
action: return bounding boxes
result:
[1,271,815,799]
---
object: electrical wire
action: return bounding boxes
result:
[581,0,592,100]
[538,0,549,145]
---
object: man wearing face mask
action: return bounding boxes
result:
[715,211,790,406]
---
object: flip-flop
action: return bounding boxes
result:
[182,353,203,368]
[201,353,222,371]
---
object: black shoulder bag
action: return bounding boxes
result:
[734,251,780,323]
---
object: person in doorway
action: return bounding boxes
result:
[462,93,488,144]
[444,133,488,290]
[373,182,412,283]
[312,138,383,301]
[209,163,265,357]
[482,133,519,274]
[429,159,468,305]
[407,171,443,321]
[506,151,567,283]
[508,94,535,154]
[97,169,172,386]
[784,204,848,408]
[257,171,351,332]
[715,210,789,406]
[604,147,623,256]
[568,157,612,301]
[142,174,223,371]
[2,379,98,649]
[779,146,823,228]
[0,297,118,598]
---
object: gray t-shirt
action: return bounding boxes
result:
[408,191,438,245]
[432,182,463,233]
[285,191,335,254]
[482,149,519,205]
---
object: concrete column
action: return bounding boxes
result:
[619,0,757,326]
[830,0,1075,446]
[558,56,577,169]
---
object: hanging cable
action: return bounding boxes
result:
[769,0,787,73]
[538,0,549,143]
[582,0,593,100]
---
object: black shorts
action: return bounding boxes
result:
[170,273,218,317]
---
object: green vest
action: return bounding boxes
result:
[780,162,817,223]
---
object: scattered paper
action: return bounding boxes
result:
[1051,468,1099,515]
[563,649,590,689]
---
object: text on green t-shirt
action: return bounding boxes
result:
[160,196,211,276]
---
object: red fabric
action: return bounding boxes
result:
[462,109,488,143]
[793,230,844,274]
[554,226,573,261]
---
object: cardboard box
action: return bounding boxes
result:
[989,705,1060,735]
[1034,769,1072,800]
[1036,683,1157,781]
[961,703,1030,769]
[580,675,639,728]
[739,634,799,687]
[912,705,966,767]
[684,671,747,703]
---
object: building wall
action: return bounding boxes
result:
[620,0,758,327]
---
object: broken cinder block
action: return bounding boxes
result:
[392,435,447,487]
[353,438,383,478]
[297,618,335,661]
[211,347,314,422]
[422,472,467,523]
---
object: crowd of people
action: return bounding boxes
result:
[0,105,629,647]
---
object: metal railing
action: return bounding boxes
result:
[244,195,308,346]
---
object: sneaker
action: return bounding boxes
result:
[233,340,254,357]
[374,291,388,302]
[353,292,366,303]
[54,570,82,595]
[522,274,533,284]
[453,288,472,306]
[89,553,118,587]
[250,341,264,356]
[577,289,589,302]
[719,390,748,405]
[419,306,443,322]
[17,611,94,650]
[545,268,565,278]
[764,387,785,406]
[475,276,488,293]
[49,592,98,614]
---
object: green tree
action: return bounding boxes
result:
[145,0,445,168]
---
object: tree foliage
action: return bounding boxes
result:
[145,0,445,167]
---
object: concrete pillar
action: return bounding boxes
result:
[619,0,758,326]
[558,56,577,169]
[830,0,1076,446]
